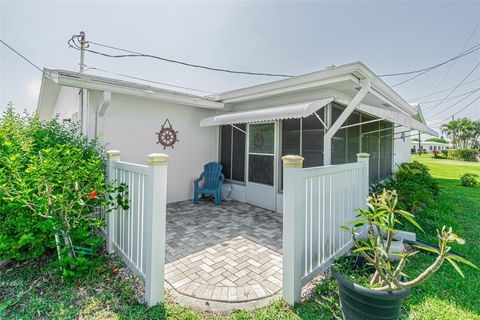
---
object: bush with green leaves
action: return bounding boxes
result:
[447,148,480,162]
[0,107,127,277]
[371,161,439,213]
[460,173,478,187]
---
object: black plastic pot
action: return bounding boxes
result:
[332,270,411,320]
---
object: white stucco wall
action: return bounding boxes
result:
[51,86,80,121]
[393,126,412,169]
[100,92,218,203]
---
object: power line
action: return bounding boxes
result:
[440,93,480,123]
[429,19,480,95]
[419,86,480,105]
[426,61,480,113]
[68,36,295,78]
[409,76,480,100]
[425,88,480,117]
[1,39,43,73]
[378,42,480,77]
[85,65,215,95]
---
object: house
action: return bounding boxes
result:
[411,140,451,154]
[37,61,436,213]
[37,62,437,309]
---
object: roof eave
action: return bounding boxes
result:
[46,69,225,110]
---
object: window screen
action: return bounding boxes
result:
[379,121,393,179]
[302,114,324,168]
[232,124,246,181]
[220,125,232,180]
[220,124,246,182]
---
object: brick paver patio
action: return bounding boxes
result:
[165,200,283,305]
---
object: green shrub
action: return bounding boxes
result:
[441,149,448,157]
[0,107,127,277]
[447,148,480,162]
[460,173,478,187]
[371,161,438,213]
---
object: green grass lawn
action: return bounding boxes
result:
[1,155,479,319]
[400,155,480,320]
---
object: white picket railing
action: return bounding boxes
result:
[106,150,169,307]
[282,153,369,305]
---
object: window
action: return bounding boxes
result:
[281,112,325,167]
[220,124,246,182]
[330,101,394,183]
[280,109,325,189]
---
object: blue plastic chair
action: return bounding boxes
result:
[193,162,225,205]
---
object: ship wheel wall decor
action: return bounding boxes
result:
[155,119,179,149]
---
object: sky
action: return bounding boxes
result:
[1,1,480,135]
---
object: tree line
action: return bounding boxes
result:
[441,118,480,149]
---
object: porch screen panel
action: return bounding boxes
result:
[281,119,301,156]
[331,106,346,165]
[346,113,361,163]
[379,121,393,179]
[302,114,324,167]
[232,124,246,181]
[220,125,232,180]
[332,108,360,165]
[220,124,246,182]
[361,116,380,183]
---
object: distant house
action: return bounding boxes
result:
[37,61,437,212]
[411,140,451,154]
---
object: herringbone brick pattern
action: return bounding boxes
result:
[165,200,283,302]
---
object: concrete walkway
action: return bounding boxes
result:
[165,200,283,311]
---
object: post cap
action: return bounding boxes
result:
[356,153,370,159]
[148,153,170,166]
[106,150,121,159]
[281,155,304,168]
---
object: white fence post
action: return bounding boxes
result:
[144,153,169,307]
[106,150,121,254]
[356,153,370,199]
[282,155,305,305]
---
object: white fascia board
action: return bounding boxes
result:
[53,73,224,110]
[219,61,417,116]
[221,74,359,103]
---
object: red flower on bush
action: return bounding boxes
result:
[88,190,97,200]
[432,150,439,155]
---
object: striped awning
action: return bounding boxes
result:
[199,97,334,127]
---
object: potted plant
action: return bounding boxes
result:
[334,190,478,320]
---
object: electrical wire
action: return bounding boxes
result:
[68,36,295,78]
[409,76,480,100]
[425,88,480,117]
[1,39,43,73]
[425,61,480,113]
[429,19,480,95]
[378,42,480,77]
[439,93,480,123]
[419,86,480,105]
[85,65,215,95]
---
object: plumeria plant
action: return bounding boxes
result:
[2,145,128,277]
[342,189,478,291]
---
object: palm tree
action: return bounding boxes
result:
[471,120,480,149]
[442,119,461,148]
[457,118,474,149]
